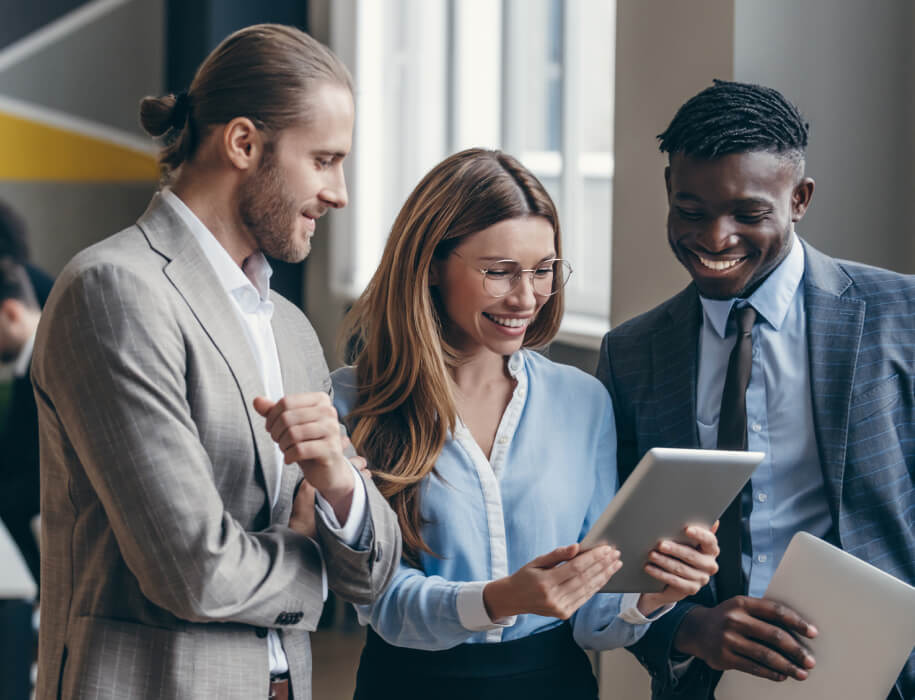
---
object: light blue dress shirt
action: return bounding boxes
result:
[696,235,834,598]
[332,349,658,651]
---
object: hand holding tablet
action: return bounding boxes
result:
[580,447,763,593]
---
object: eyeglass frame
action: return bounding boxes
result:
[450,252,573,298]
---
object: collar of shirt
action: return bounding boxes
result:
[700,233,805,338]
[505,349,525,378]
[159,188,274,315]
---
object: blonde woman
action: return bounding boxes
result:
[333,149,719,699]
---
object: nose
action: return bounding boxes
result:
[320,167,348,209]
[695,217,738,253]
[505,271,538,307]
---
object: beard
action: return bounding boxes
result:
[237,146,310,263]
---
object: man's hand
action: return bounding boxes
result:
[483,544,621,620]
[637,523,720,614]
[253,393,355,523]
[674,596,818,681]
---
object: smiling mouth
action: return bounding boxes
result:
[483,313,531,329]
[694,253,747,271]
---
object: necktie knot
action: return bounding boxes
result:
[736,304,757,336]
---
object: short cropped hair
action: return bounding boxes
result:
[0,257,38,309]
[658,79,809,163]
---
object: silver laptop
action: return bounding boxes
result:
[716,531,915,700]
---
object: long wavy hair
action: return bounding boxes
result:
[340,148,565,565]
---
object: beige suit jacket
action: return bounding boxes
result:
[32,195,400,699]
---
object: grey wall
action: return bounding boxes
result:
[0,0,164,137]
[0,0,164,275]
[610,0,734,328]
[0,183,157,275]
[735,0,915,273]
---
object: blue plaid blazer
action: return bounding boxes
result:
[597,242,914,700]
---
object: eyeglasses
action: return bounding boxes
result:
[453,253,573,298]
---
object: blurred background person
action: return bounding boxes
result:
[0,256,42,700]
[0,202,54,307]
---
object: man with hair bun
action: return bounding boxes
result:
[32,24,400,700]
[598,79,914,700]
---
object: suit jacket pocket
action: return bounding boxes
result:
[849,373,901,423]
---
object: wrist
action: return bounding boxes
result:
[316,460,356,522]
[483,577,515,621]
[672,604,706,657]
[637,593,664,617]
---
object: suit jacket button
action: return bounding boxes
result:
[255,627,268,638]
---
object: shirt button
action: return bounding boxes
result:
[757,492,768,503]
[497,436,509,445]
[517,387,525,397]
[751,423,762,433]
[757,553,768,563]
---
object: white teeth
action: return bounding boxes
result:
[697,255,742,271]
[485,314,530,328]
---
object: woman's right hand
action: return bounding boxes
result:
[482,544,621,620]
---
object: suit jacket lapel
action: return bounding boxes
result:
[136,194,282,505]
[653,286,701,448]
[802,241,865,523]
[271,305,310,524]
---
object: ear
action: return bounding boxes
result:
[664,165,672,198]
[222,117,263,171]
[791,176,815,222]
[428,259,441,286]
[0,298,22,322]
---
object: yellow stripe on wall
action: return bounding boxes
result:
[0,109,158,182]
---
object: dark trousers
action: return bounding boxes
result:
[353,623,598,700]
[0,599,33,700]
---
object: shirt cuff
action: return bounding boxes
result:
[456,581,517,631]
[617,592,674,624]
[318,546,328,602]
[314,464,368,546]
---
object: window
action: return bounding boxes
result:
[330,0,615,344]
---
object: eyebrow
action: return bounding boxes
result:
[312,150,348,159]
[673,193,774,208]
[477,253,558,263]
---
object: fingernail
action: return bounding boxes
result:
[807,624,818,636]
[804,654,815,668]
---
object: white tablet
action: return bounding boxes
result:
[716,531,915,700]
[580,447,763,593]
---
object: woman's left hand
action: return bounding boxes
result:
[637,521,720,616]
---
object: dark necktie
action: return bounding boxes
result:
[716,304,756,601]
